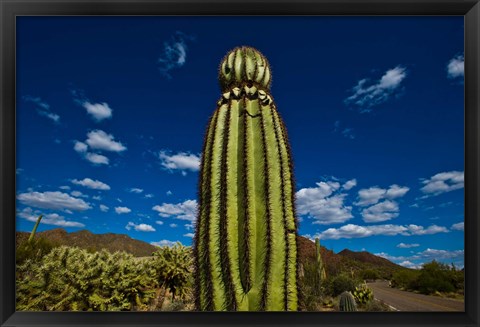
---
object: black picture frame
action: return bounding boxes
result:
[1,0,479,326]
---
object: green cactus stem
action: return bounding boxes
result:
[194,46,298,311]
[28,215,43,244]
[314,238,327,295]
[339,291,357,312]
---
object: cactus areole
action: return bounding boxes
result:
[193,46,299,311]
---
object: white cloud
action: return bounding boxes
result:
[356,184,409,207]
[183,233,194,238]
[92,195,102,201]
[152,199,197,222]
[70,191,87,198]
[376,248,464,268]
[71,178,110,190]
[125,221,155,232]
[59,185,71,190]
[447,54,464,79]
[22,95,60,123]
[318,223,448,240]
[99,204,109,212]
[74,141,88,153]
[156,220,164,225]
[145,193,154,198]
[296,180,353,225]
[166,190,172,196]
[73,141,109,165]
[158,150,200,174]
[85,130,127,152]
[407,224,449,235]
[397,243,420,248]
[128,188,144,194]
[82,102,113,122]
[361,200,399,223]
[345,66,407,112]
[71,89,113,122]
[420,171,464,196]
[151,240,180,247]
[398,261,422,269]
[17,207,85,228]
[158,31,194,78]
[169,223,178,228]
[17,191,91,211]
[451,222,464,231]
[84,153,109,165]
[356,187,385,207]
[418,248,464,261]
[115,206,131,214]
[342,179,357,190]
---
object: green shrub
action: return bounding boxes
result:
[391,261,464,295]
[16,237,57,265]
[326,273,359,297]
[360,269,379,281]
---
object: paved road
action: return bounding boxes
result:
[367,281,464,312]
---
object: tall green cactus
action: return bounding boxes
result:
[339,291,357,312]
[28,215,43,244]
[313,238,327,295]
[194,46,298,311]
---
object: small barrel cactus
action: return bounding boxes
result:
[339,291,357,312]
[194,46,298,311]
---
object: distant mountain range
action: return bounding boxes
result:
[17,228,408,278]
[16,228,159,257]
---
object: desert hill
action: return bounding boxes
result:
[17,228,407,278]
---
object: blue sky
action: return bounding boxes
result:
[16,16,465,269]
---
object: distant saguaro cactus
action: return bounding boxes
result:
[28,215,43,244]
[194,46,298,311]
[313,238,327,295]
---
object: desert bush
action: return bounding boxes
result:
[363,299,391,312]
[360,269,379,281]
[16,237,57,265]
[325,273,359,297]
[391,261,464,295]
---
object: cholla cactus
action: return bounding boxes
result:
[352,282,374,305]
[339,291,357,312]
[194,46,298,311]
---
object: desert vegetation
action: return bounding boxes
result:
[16,240,194,311]
[390,260,464,298]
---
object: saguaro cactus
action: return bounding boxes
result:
[28,215,43,244]
[194,46,298,311]
[313,238,327,295]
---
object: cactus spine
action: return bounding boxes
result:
[194,46,298,311]
[339,291,357,312]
